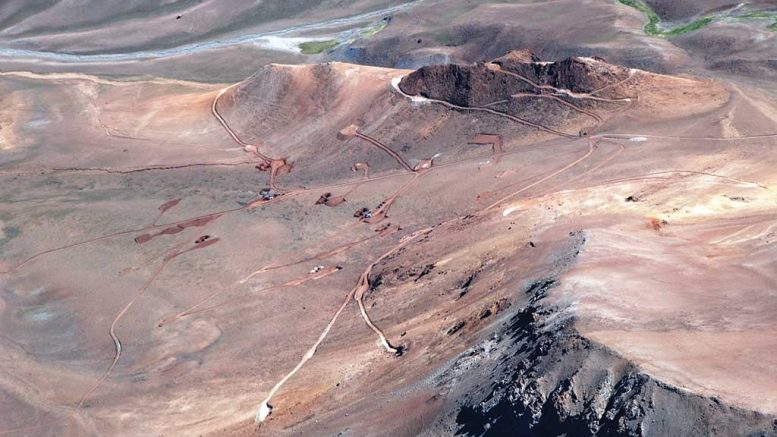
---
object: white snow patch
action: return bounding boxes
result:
[256,402,272,422]
[252,36,335,54]
[391,75,430,103]
[502,205,520,217]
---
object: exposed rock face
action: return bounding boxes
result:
[433,277,777,437]
[494,53,630,93]
[398,62,531,107]
[398,50,630,106]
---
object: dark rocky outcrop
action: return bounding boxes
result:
[397,62,532,107]
[398,50,630,107]
[432,276,777,437]
[495,52,630,93]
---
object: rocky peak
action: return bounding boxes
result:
[398,50,631,106]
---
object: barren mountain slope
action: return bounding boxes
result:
[2,47,777,436]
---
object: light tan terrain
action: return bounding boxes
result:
[1,1,777,436]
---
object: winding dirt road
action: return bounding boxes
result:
[6,66,777,436]
[391,76,578,138]
[255,226,433,422]
[354,131,414,172]
[77,237,220,409]
[486,63,635,103]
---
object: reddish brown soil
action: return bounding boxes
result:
[1,29,776,437]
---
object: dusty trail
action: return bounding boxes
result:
[255,227,433,423]
[484,92,604,125]
[475,140,597,210]
[589,69,639,96]
[210,82,271,153]
[76,237,219,409]
[430,98,576,138]
[8,67,777,435]
[0,206,234,274]
[361,172,420,224]
[486,139,596,212]
[76,256,173,409]
[240,227,360,280]
[0,167,418,274]
[241,223,397,282]
[600,170,774,193]
[487,63,635,103]
[552,88,634,103]
[158,265,341,327]
[391,78,577,138]
[354,132,414,172]
[338,125,414,172]
[522,93,604,123]
[477,138,601,204]
[57,161,256,174]
[528,139,626,201]
[350,177,423,348]
[646,170,772,191]
[212,85,268,159]
[13,105,751,277]
[255,133,598,423]
[602,133,777,141]
[528,169,775,205]
[484,63,557,91]
[575,139,625,178]
[503,141,626,209]
[213,85,298,193]
[252,172,423,424]
[353,263,399,354]
[0,161,258,177]
[247,76,606,424]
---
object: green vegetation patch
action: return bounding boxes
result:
[618,0,777,36]
[361,20,388,38]
[299,40,339,55]
[618,0,661,35]
[738,11,777,32]
[662,16,714,37]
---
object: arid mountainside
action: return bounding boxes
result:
[2,44,777,436]
[2,1,777,436]
[213,53,724,182]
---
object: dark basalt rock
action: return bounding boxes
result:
[398,62,532,107]
[435,275,777,437]
[398,50,630,107]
